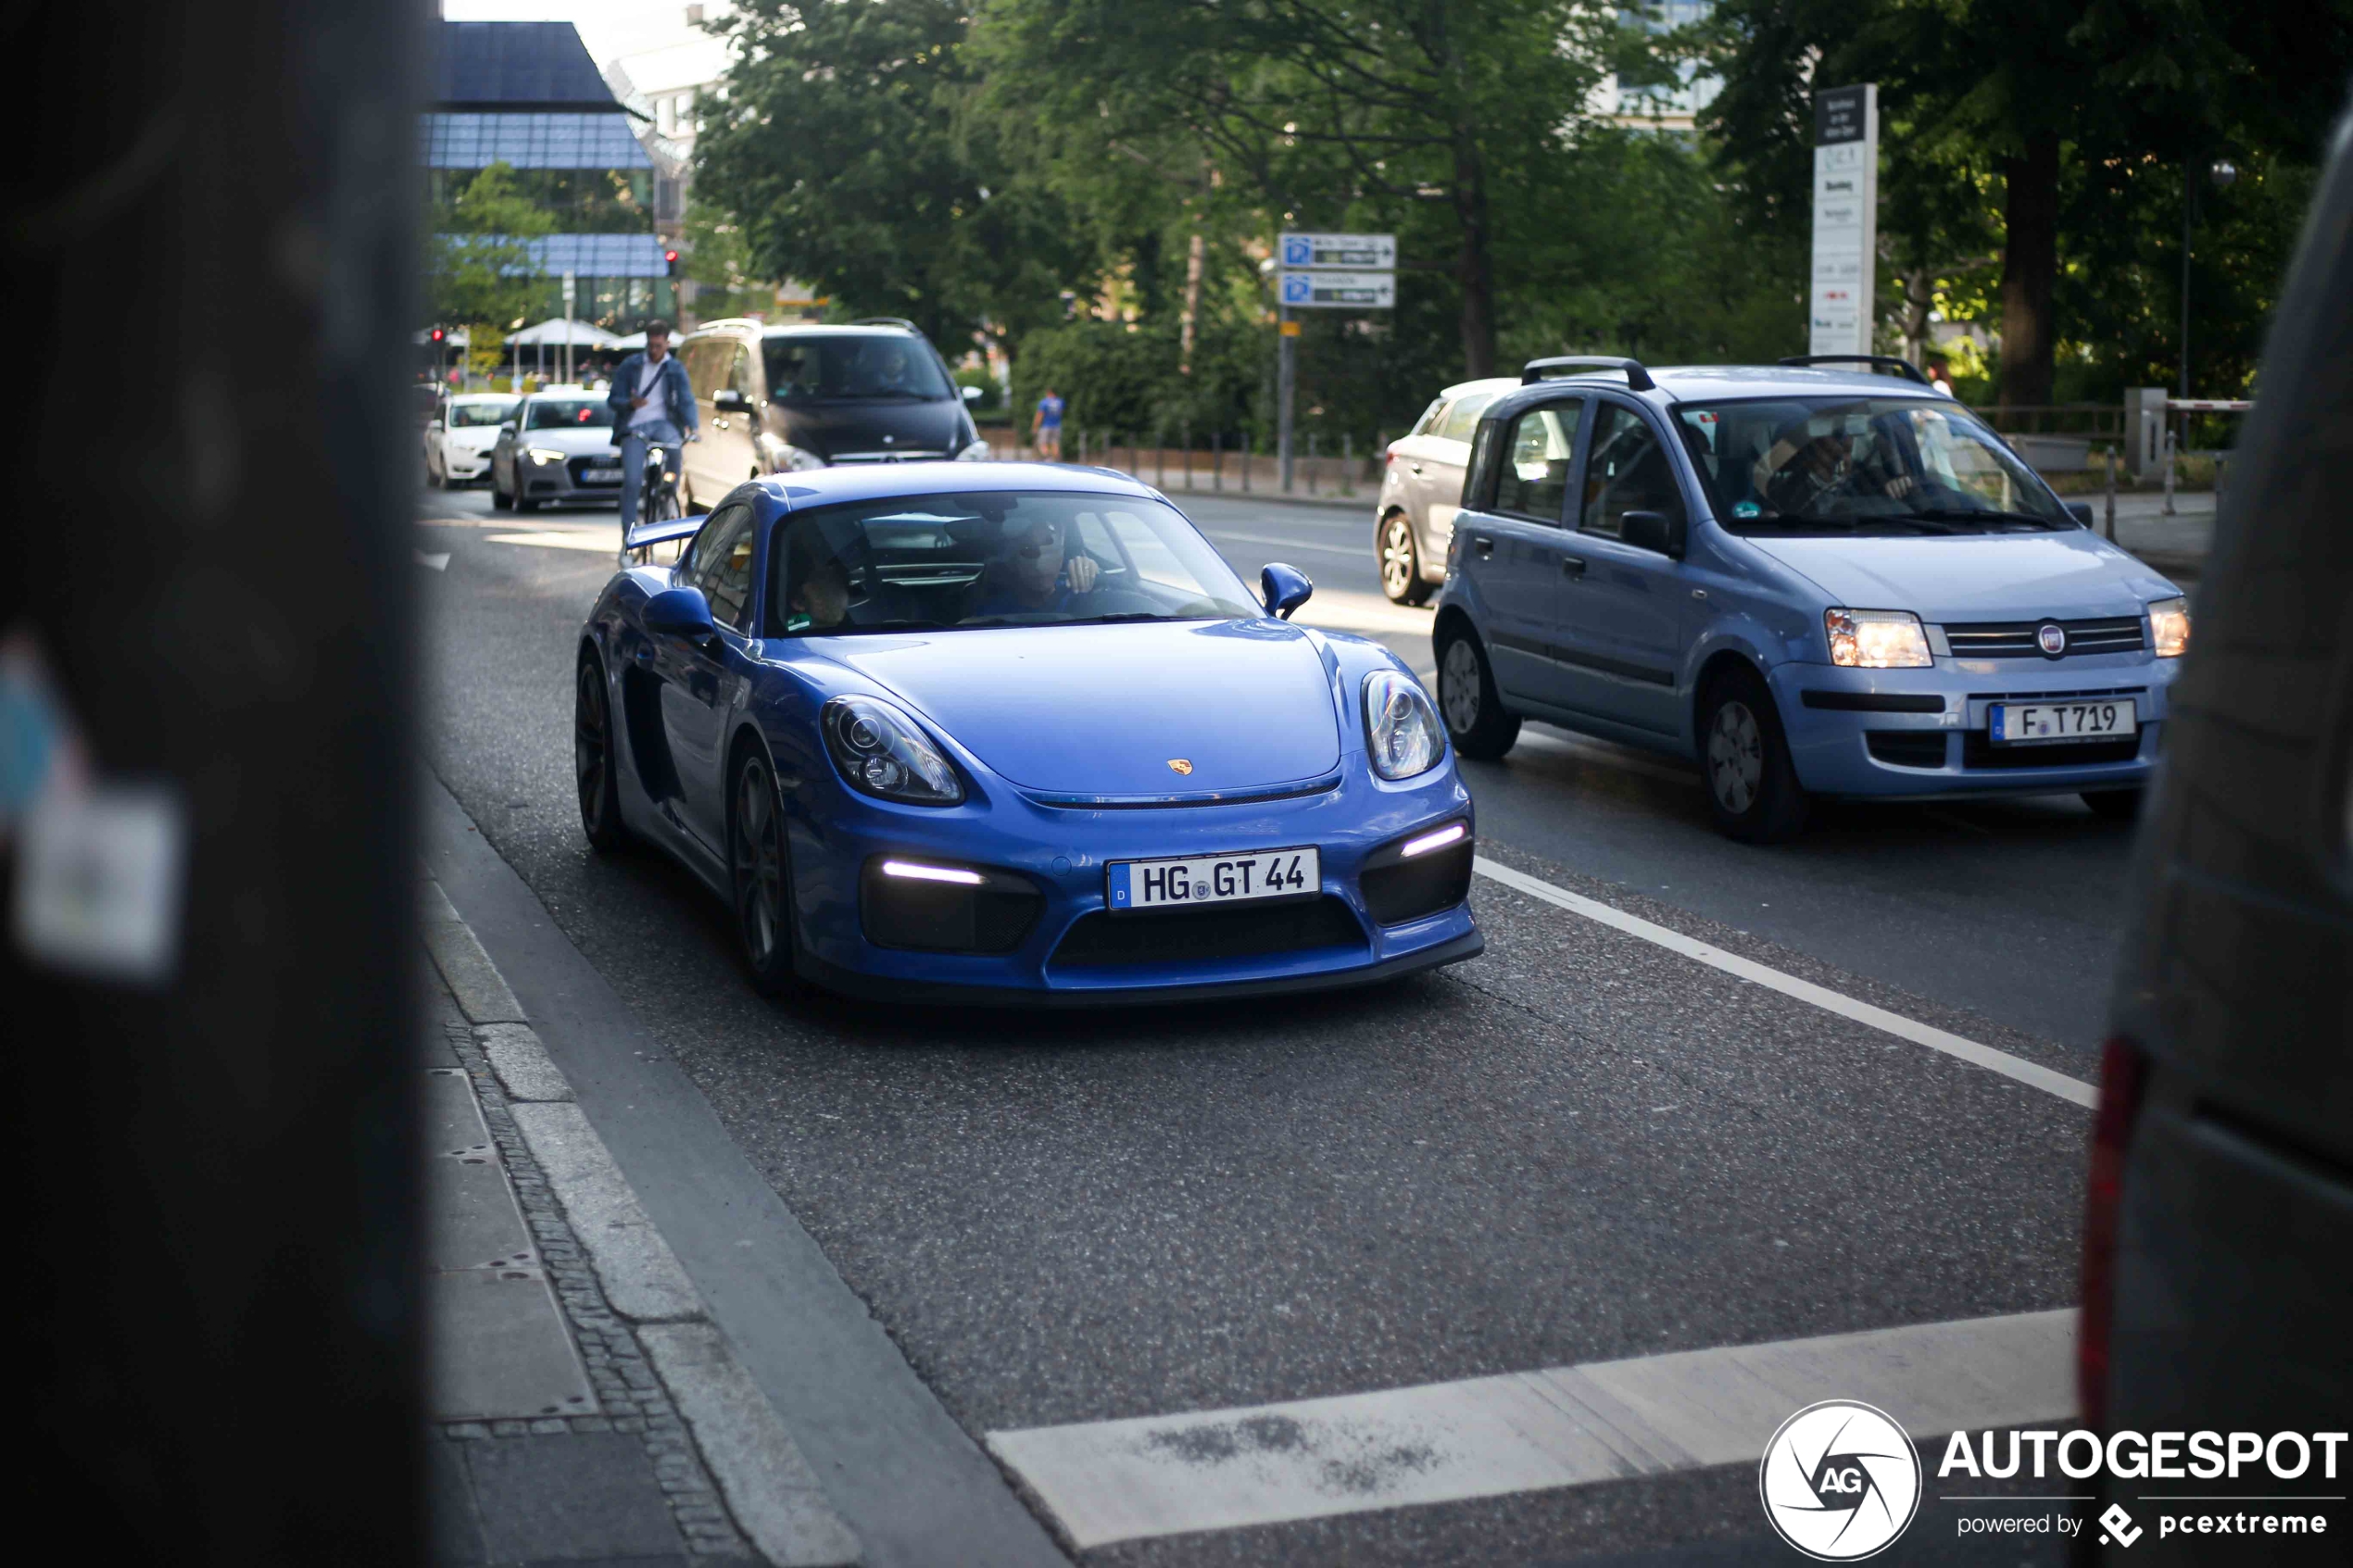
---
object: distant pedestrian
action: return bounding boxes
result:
[608,320,699,533]
[1924,355,1955,397]
[1033,386,1064,459]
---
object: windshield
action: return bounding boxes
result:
[768,491,1261,636]
[449,398,519,428]
[525,398,612,430]
[762,333,954,402]
[1674,395,2074,533]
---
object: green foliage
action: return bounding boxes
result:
[1699,0,2353,400]
[693,0,1086,355]
[426,163,558,332]
[954,365,1002,414]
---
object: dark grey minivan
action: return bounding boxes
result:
[2083,107,2352,1561]
[673,318,988,511]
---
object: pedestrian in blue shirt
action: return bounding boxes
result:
[1032,387,1064,460]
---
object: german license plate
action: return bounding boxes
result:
[1106,847,1318,913]
[1988,699,2137,745]
[582,468,623,483]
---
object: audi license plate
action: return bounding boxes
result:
[1988,699,2137,745]
[1107,847,1317,913]
[582,468,623,483]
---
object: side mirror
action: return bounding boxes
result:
[1619,509,1683,558]
[1261,562,1313,621]
[644,585,717,639]
[498,420,518,435]
[2064,500,2095,528]
[961,384,985,404]
[712,388,749,413]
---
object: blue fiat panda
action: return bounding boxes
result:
[1430,356,2190,842]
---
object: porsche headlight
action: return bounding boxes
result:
[777,445,827,472]
[2148,596,2190,659]
[954,438,992,461]
[1826,608,1932,669]
[1364,670,1444,780]
[822,696,963,805]
[527,446,568,465]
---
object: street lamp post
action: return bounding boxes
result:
[2180,158,2238,398]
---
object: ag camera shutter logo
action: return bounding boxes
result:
[1759,1400,1922,1560]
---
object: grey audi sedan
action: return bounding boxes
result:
[490,392,626,513]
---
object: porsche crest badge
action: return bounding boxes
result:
[1166,759,1194,775]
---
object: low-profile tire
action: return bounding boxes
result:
[1436,626,1521,760]
[490,470,513,511]
[1699,667,1808,844]
[1378,511,1432,606]
[2081,788,2143,821]
[573,658,629,851]
[514,485,540,513]
[730,745,804,998]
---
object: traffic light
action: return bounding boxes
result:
[429,326,445,343]
[664,249,679,279]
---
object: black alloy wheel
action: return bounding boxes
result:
[574,659,627,850]
[1436,627,1521,759]
[1699,666,1807,843]
[2081,788,2144,821]
[1378,510,1432,606]
[730,747,802,997]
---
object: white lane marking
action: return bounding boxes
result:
[1471,857,2095,1108]
[1204,530,1367,558]
[989,1309,2075,1549]
[415,550,450,571]
[486,531,623,554]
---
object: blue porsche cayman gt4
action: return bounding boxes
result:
[574,463,1482,1004]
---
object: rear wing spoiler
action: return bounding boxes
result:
[623,515,700,555]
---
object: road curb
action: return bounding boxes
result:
[424,877,864,1567]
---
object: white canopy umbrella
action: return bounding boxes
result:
[507,319,622,387]
[507,318,622,346]
[609,330,648,350]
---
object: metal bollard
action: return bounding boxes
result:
[1242,431,1252,492]
[2103,447,2117,540]
[1078,429,1088,466]
[1341,433,1354,496]
[1182,422,1192,489]
[2161,428,2177,517]
[1307,433,1318,495]
[1213,431,1223,492]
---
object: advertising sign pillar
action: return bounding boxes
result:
[1277,308,1296,492]
[1810,85,1878,358]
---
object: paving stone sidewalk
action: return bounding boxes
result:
[422,880,859,1567]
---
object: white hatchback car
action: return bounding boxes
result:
[1373,377,1517,603]
[424,392,522,487]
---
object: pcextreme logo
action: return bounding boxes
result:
[1758,1400,1923,1561]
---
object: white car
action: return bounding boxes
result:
[424,393,522,487]
[1374,376,1516,603]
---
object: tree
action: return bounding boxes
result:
[425,162,555,331]
[694,0,1087,357]
[975,0,1611,378]
[1701,0,2353,405]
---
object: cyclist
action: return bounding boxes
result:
[609,320,698,533]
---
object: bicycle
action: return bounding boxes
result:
[621,432,696,567]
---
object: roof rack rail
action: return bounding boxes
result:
[1778,354,1931,386]
[850,316,924,333]
[1523,356,1655,392]
[690,317,768,333]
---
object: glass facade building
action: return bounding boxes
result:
[427,22,673,330]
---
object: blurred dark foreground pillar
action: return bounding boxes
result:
[2,0,422,1561]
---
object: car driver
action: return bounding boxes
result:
[963,515,1100,620]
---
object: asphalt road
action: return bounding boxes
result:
[417,475,2120,1564]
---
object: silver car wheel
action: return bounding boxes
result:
[1380,515,1416,598]
[1707,700,1763,815]
[1440,637,1482,734]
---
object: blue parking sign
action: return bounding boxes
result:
[1282,234,1312,267]
[1280,273,1313,305]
